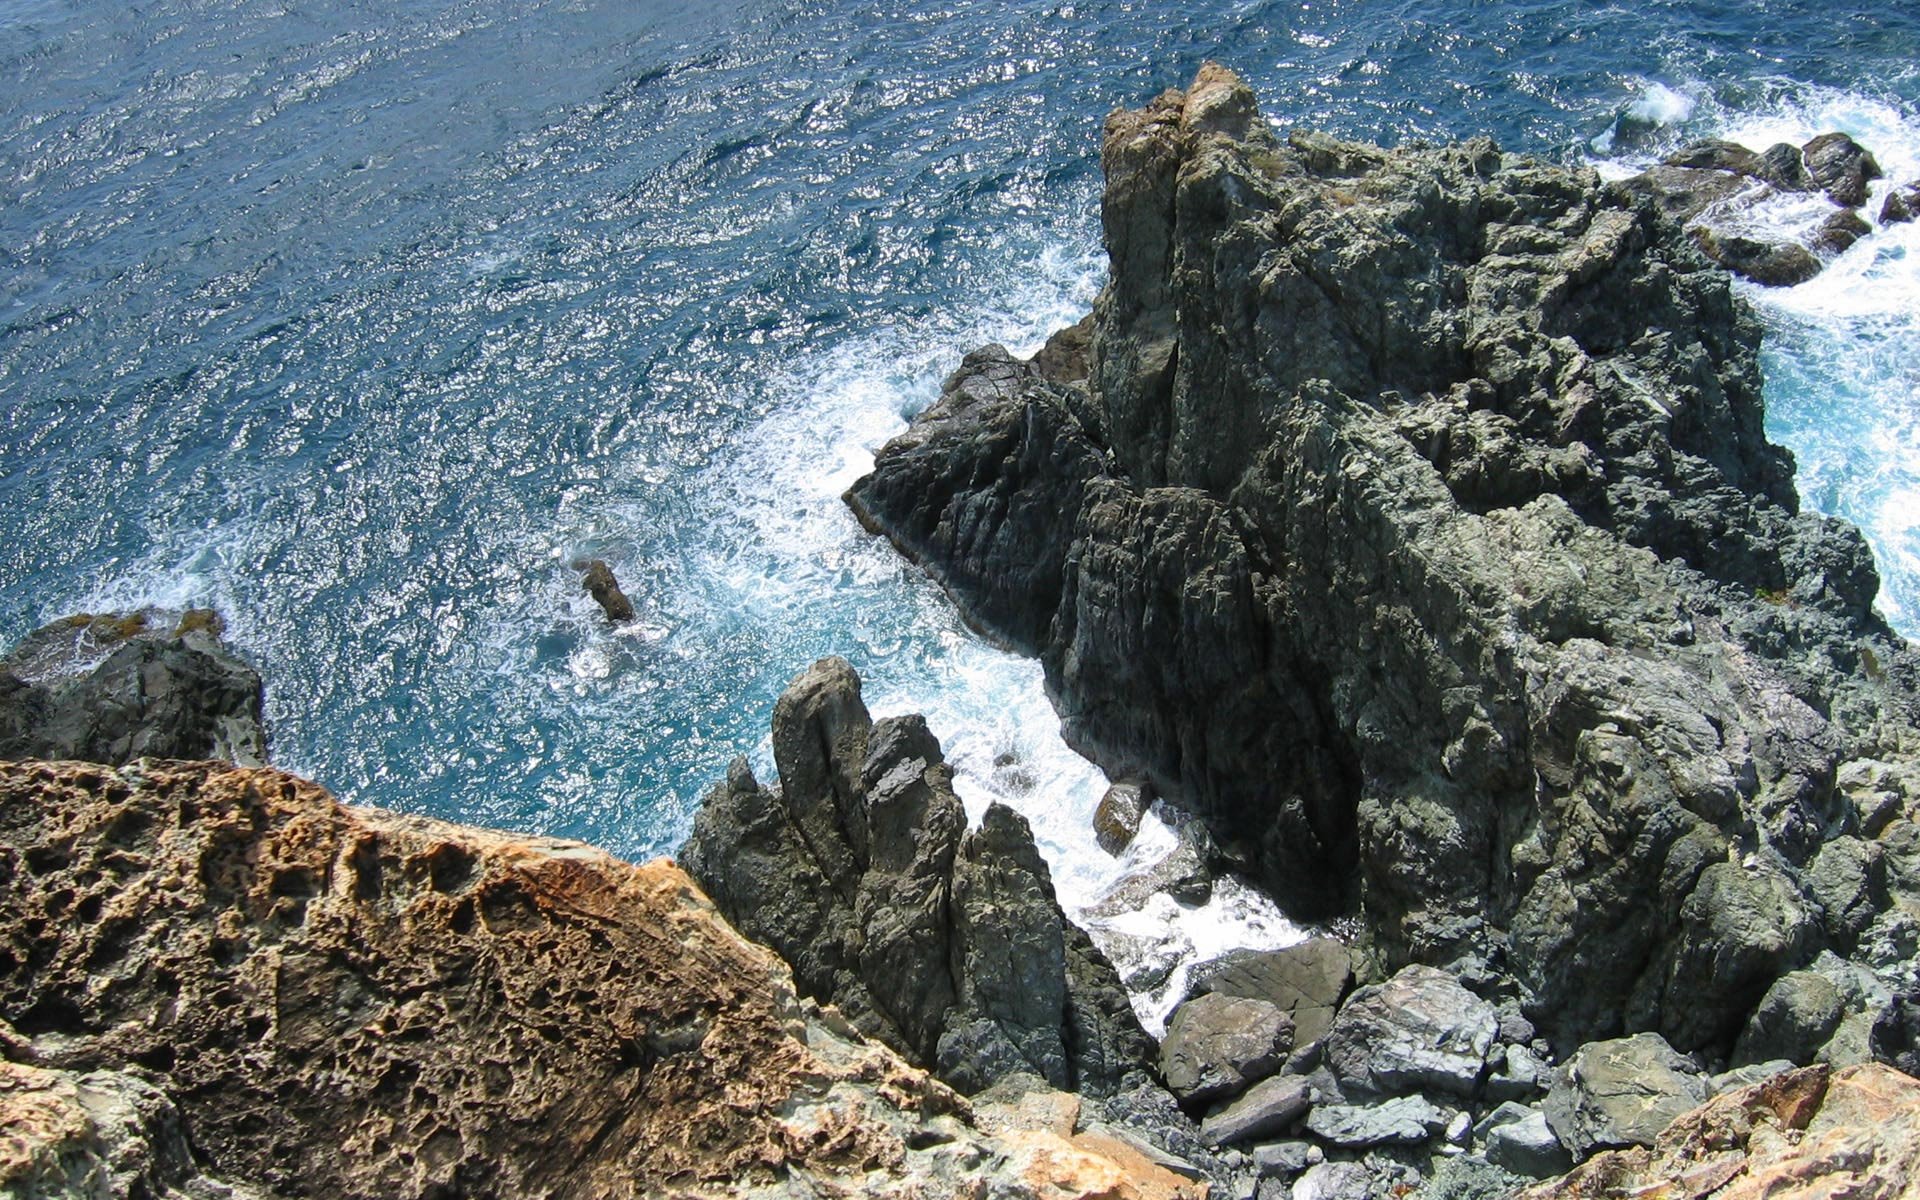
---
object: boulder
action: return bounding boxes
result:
[1542,1032,1710,1156]
[1733,971,1845,1066]
[1802,132,1882,208]
[1812,209,1871,255]
[1094,780,1150,855]
[1690,228,1822,286]
[1289,1162,1375,1200]
[0,611,266,766]
[1250,1139,1319,1179]
[1758,141,1815,191]
[1158,993,1294,1105]
[1302,1095,1452,1147]
[1323,966,1498,1099]
[1483,1109,1572,1178]
[1185,939,1353,1050]
[1196,1074,1312,1147]
[1882,182,1920,225]
[574,558,635,623]
[1663,139,1765,177]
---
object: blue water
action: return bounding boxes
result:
[4,0,1919,888]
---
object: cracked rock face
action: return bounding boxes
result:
[0,759,1198,1200]
[679,658,1159,1101]
[845,64,1920,1057]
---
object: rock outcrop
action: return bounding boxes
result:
[0,758,1199,1200]
[845,64,1920,1063]
[0,611,266,767]
[1521,1063,1920,1199]
[679,658,1161,1101]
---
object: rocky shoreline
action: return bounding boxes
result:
[9,63,1920,1200]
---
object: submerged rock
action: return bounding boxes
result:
[0,610,266,766]
[846,63,1920,1058]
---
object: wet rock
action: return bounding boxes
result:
[1303,1095,1452,1147]
[682,658,1158,1098]
[1690,227,1823,286]
[1621,163,1760,224]
[1185,939,1353,1051]
[0,610,266,766]
[1758,141,1815,192]
[1664,139,1766,177]
[1882,182,1920,225]
[1159,993,1294,1105]
[1196,1074,1312,1147]
[574,557,636,623]
[1095,780,1150,854]
[1812,208,1872,255]
[1324,966,1498,1099]
[1802,132,1882,208]
[1542,1032,1710,1157]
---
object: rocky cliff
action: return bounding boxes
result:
[0,757,1200,1200]
[846,64,1920,1060]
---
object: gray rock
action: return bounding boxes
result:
[1095,780,1150,854]
[1198,1074,1313,1147]
[1302,1095,1452,1147]
[846,65,1920,1059]
[1160,992,1295,1104]
[1186,939,1353,1050]
[0,610,266,767]
[1710,1058,1795,1093]
[1251,1140,1319,1179]
[682,658,1158,1098]
[1484,1043,1550,1102]
[1289,1161,1374,1200]
[1482,1110,1571,1178]
[1323,966,1498,1099]
[1734,970,1846,1066]
[1542,1032,1710,1156]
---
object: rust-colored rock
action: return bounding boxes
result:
[1521,1063,1920,1199]
[0,759,1195,1200]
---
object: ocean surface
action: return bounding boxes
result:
[5,0,1918,1023]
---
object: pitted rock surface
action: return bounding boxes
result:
[846,63,1920,1056]
[0,759,1196,1200]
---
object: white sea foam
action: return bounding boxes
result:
[691,235,1305,1025]
[1590,79,1920,632]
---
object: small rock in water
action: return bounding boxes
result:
[1094,780,1150,854]
[1802,131,1882,208]
[1881,182,1920,225]
[574,558,636,623]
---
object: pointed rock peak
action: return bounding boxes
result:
[1180,62,1264,143]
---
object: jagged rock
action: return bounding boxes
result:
[1690,228,1823,286]
[1542,1032,1710,1157]
[1520,1064,1920,1200]
[0,760,1210,1199]
[1324,966,1498,1099]
[1802,132,1882,209]
[1622,163,1761,225]
[1185,938,1353,1051]
[1664,139,1766,177]
[1485,1043,1552,1102]
[1196,1074,1312,1147]
[847,64,1920,1058]
[681,658,1158,1099]
[1094,780,1149,854]
[1158,993,1293,1105]
[1882,182,1920,225]
[573,558,635,623]
[1758,141,1815,192]
[1303,1095,1452,1147]
[1734,971,1846,1066]
[0,1058,270,1199]
[1806,835,1888,947]
[0,611,265,766]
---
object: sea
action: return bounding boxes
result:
[4,0,1917,1027]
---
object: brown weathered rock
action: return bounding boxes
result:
[574,558,636,623]
[0,759,1188,1200]
[1094,781,1149,855]
[1521,1063,1920,1199]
